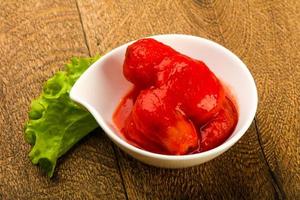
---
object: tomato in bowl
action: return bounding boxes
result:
[114,38,238,155]
[70,34,258,168]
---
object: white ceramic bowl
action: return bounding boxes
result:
[70,34,258,168]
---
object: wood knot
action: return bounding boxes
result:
[193,0,216,7]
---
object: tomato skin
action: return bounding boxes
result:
[124,40,225,125]
[123,38,176,88]
[200,97,238,152]
[123,114,167,154]
[114,38,238,155]
[127,88,198,155]
[156,54,225,126]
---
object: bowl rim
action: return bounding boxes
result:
[70,34,258,161]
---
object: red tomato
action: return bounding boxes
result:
[128,88,198,155]
[200,97,238,152]
[123,38,176,88]
[113,38,238,155]
[156,54,225,125]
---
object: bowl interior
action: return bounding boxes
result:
[70,34,257,156]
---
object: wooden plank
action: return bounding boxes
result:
[203,0,300,198]
[0,0,126,199]
[77,0,280,198]
[115,125,277,199]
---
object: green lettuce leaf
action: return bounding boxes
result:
[24,56,100,177]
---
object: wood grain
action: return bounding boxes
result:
[115,125,277,199]
[0,0,126,199]
[76,0,298,198]
[201,0,300,198]
[1,0,299,199]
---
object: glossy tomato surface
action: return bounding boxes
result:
[114,38,238,155]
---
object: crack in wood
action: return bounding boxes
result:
[254,119,286,199]
[74,1,129,198]
[112,145,129,200]
[75,0,91,57]
[68,0,298,198]
[202,0,287,197]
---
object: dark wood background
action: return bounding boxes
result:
[0,0,299,199]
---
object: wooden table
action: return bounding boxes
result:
[0,0,299,199]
